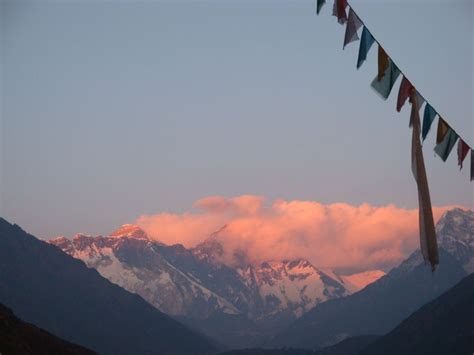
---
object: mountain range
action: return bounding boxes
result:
[0,207,471,354]
[49,224,384,347]
[0,218,218,355]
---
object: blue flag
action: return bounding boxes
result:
[434,127,458,162]
[371,59,400,100]
[471,150,474,181]
[317,0,325,14]
[422,103,437,141]
[357,27,375,69]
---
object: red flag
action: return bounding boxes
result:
[333,0,348,24]
[457,139,470,170]
[397,77,413,112]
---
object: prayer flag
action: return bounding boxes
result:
[471,150,474,181]
[436,118,449,144]
[357,27,375,69]
[457,139,469,170]
[333,0,348,24]
[434,127,458,162]
[343,8,363,49]
[397,77,413,112]
[414,91,425,111]
[317,0,325,15]
[377,46,389,81]
[422,104,436,141]
[371,59,400,100]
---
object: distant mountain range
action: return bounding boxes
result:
[49,224,383,347]
[269,208,473,349]
[0,218,217,355]
[2,207,470,353]
[0,303,96,355]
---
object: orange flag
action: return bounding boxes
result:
[457,139,470,170]
[397,77,413,112]
[377,46,389,81]
[436,118,449,144]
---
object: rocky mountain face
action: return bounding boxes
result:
[49,223,383,348]
[269,208,473,350]
[51,234,240,318]
[50,228,379,322]
[436,208,474,273]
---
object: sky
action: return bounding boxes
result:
[1,0,473,246]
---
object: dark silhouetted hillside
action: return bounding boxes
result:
[0,303,95,355]
[360,273,474,355]
[220,349,317,355]
[218,335,378,355]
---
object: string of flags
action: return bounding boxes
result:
[316,0,473,271]
[316,0,473,180]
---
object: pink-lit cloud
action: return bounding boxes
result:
[136,195,461,273]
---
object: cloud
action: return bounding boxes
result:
[136,195,459,273]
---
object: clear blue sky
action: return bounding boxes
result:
[1,0,472,238]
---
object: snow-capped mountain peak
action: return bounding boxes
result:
[45,208,472,349]
[253,259,317,284]
[235,258,349,318]
[109,224,148,240]
[436,208,474,273]
[49,214,412,324]
[192,237,224,264]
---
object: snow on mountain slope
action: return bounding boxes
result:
[49,229,239,317]
[371,208,473,276]
[50,225,355,322]
[47,208,472,349]
[109,224,149,239]
[436,208,474,273]
[238,260,348,318]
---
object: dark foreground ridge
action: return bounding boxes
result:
[360,273,474,355]
[219,335,378,355]
[0,303,96,355]
[220,349,317,355]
